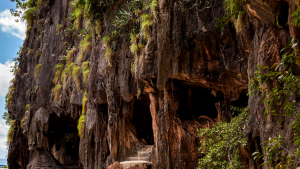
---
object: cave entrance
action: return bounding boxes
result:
[173,80,220,122]
[48,113,82,168]
[132,96,154,145]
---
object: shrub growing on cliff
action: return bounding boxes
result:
[7,120,16,143]
[34,64,42,78]
[77,115,86,138]
[197,107,248,169]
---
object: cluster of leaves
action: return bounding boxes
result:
[197,107,248,169]
[253,135,300,169]
[217,0,250,32]
[2,112,11,126]
[10,0,39,26]
[249,38,300,168]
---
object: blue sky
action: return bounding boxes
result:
[0,0,26,161]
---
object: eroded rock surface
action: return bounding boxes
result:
[7,0,299,168]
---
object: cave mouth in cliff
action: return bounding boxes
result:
[173,80,220,121]
[132,96,154,145]
[48,113,81,167]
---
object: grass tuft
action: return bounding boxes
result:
[105,48,113,67]
[35,64,42,78]
[72,66,81,90]
[7,120,16,143]
[140,14,152,40]
[102,36,111,47]
[53,63,65,85]
[25,104,30,112]
[78,34,92,63]
[52,84,62,101]
[35,49,42,58]
[77,115,86,138]
[82,91,88,115]
[81,61,90,84]
[66,47,76,63]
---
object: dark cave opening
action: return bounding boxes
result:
[48,113,82,167]
[277,1,289,28]
[173,80,220,121]
[132,96,154,145]
[230,91,249,116]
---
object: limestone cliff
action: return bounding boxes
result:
[6,0,299,168]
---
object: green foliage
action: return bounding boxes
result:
[82,91,88,115]
[25,104,30,112]
[102,36,111,48]
[61,62,76,83]
[72,66,81,90]
[78,34,92,63]
[150,0,158,21]
[35,63,42,78]
[53,63,65,85]
[216,0,250,32]
[105,48,113,67]
[77,115,86,138]
[197,107,248,169]
[35,49,42,58]
[20,117,25,129]
[35,86,39,92]
[249,38,300,168]
[56,24,64,34]
[66,47,76,63]
[179,0,211,12]
[140,14,152,40]
[52,84,62,101]
[252,135,298,168]
[81,61,90,84]
[26,89,31,98]
[23,7,38,26]
[37,0,43,8]
[2,112,11,126]
[5,85,15,109]
[7,120,16,144]
[292,7,300,27]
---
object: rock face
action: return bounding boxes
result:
[7,0,298,168]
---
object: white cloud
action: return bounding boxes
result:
[0,119,9,159]
[0,9,26,40]
[0,61,14,97]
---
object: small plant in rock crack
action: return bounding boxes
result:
[72,66,81,90]
[81,61,90,84]
[7,120,16,144]
[217,0,250,32]
[52,84,62,101]
[35,64,42,78]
